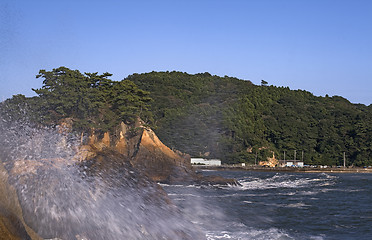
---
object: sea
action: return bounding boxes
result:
[161,170,372,240]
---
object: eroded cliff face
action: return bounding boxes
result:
[78,118,196,183]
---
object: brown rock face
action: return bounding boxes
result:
[131,127,195,183]
[80,118,196,184]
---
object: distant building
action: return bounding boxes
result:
[286,161,293,167]
[278,160,304,167]
[191,158,221,166]
[297,162,304,167]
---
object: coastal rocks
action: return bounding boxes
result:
[1,149,203,239]
[76,117,238,186]
[130,127,196,183]
[0,118,205,239]
[79,118,197,184]
[195,174,238,186]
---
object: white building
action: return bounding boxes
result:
[286,161,294,167]
[191,158,221,166]
[279,160,304,167]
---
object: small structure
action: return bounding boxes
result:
[278,160,304,167]
[286,161,293,167]
[191,158,221,166]
[297,161,304,167]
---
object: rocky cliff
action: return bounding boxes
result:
[77,118,198,184]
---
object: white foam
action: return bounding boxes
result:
[168,193,201,198]
[206,227,295,240]
[286,202,310,208]
[234,174,337,190]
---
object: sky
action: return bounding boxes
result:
[1,0,371,105]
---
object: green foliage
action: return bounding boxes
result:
[129,71,371,166]
[128,71,252,158]
[27,66,152,133]
[110,80,153,124]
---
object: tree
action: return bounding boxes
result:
[32,66,153,132]
[110,80,153,124]
[261,80,268,86]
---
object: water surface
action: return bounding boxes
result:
[162,170,372,240]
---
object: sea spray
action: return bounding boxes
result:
[0,113,203,240]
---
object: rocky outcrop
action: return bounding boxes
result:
[78,118,197,184]
[75,118,238,185]
[194,174,238,186]
[130,127,196,183]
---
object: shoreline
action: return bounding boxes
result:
[193,165,372,173]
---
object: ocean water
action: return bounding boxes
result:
[161,170,372,240]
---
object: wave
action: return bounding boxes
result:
[206,227,325,240]
[234,173,337,190]
[206,227,322,240]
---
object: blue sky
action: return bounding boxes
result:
[1,0,371,104]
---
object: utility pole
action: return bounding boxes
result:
[294,150,297,161]
[283,151,286,161]
[255,150,258,165]
[302,151,304,161]
[343,152,346,168]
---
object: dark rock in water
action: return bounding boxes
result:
[195,174,239,186]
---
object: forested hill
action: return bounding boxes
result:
[1,68,371,166]
[127,71,372,167]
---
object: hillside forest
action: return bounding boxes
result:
[1,67,371,166]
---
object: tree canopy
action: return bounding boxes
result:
[30,67,152,132]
